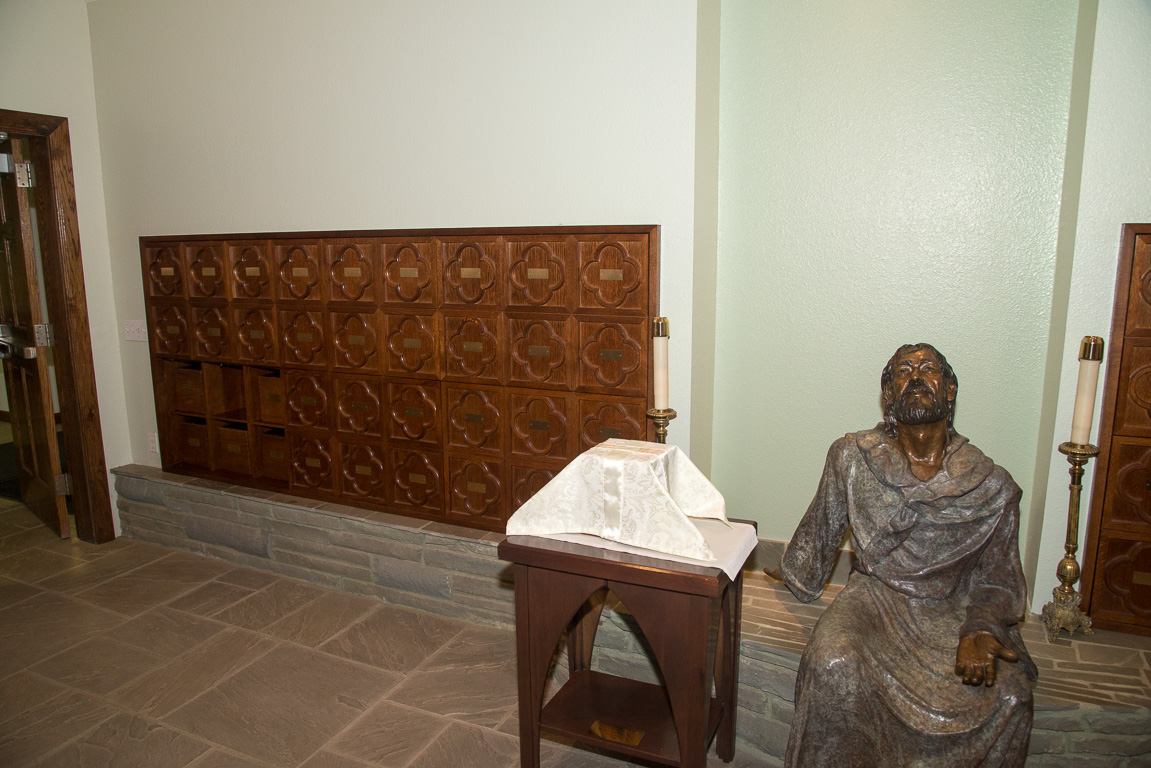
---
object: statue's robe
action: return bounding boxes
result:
[780,426,1037,767]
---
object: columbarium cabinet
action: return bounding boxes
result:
[141,226,659,532]
[1083,223,1151,634]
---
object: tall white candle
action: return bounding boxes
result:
[653,317,669,410]
[1069,336,1105,445]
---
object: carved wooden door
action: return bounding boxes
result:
[0,137,68,537]
[1083,223,1151,634]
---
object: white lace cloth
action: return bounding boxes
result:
[506,438,729,561]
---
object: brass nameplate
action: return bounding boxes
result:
[269,450,284,459]
[187,438,201,447]
[206,328,221,337]
[226,444,242,454]
[160,267,175,276]
[409,472,426,484]
[302,396,317,406]
[305,458,321,468]
[462,341,483,353]
[1134,571,1151,586]
[529,420,550,432]
[590,720,643,747]
[350,401,368,412]
[460,267,481,279]
[600,349,623,361]
[599,427,623,439]
[528,345,550,357]
[465,412,484,424]
[249,330,265,340]
[343,266,362,277]
[348,335,365,346]
[399,267,419,278]
[201,266,217,276]
[292,267,309,277]
[297,332,313,342]
[599,268,623,281]
[265,394,281,403]
[406,407,424,418]
[526,267,549,280]
[167,325,180,334]
[403,338,421,348]
[355,464,372,476]
[467,481,486,493]
[245,266,261,276]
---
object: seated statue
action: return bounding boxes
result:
[776,343,1037,767]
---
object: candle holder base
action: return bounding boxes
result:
[1041,587,1093,643]
[646,408,677,445]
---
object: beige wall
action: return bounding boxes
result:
[85,0,702,466]
[0,0,132,530]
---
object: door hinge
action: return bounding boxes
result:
[54,473,72,497]
[33,323,53,346]
[14,162,33,188]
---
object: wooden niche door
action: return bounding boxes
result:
[1083,223,1151,635]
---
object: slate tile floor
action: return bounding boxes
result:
[0,501,770,768]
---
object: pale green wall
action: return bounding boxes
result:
[0,0,133,530]
[713,1,1079,543]
[84,0,701,465]
[1034,0,1151,602]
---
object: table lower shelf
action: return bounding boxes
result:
[540,669,724,767]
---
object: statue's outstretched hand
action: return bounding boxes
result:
[954,631,1019,687]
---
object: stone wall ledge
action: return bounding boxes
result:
[111,464,1151,766]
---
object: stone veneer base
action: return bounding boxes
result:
[112,465,1151,766]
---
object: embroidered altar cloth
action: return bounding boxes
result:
[506,438,728,561]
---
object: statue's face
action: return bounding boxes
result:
[889,348,954,426]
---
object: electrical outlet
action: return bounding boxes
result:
[147,431,159,453]
[123,321,148,342]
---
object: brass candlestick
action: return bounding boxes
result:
[646,408,677,444]
[1040,441,1099,642]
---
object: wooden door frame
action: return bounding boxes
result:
[0,109,114,543]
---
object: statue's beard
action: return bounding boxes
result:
[893,382,949,425]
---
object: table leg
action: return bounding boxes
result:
[613,582,713,768]
[568,588,607,675]
[714,575,743,761]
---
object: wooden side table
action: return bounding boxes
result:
[498,526,754,768]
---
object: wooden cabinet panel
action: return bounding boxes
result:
[578,320,646,395]
[338,440,389,503]
[332,311,380,372]
[447,454,504,525]
[327,240,378,304]
[386,381,441,446]
[235,307,278,363]
[151,303,190,358]
[383,239,439,307]
[579,398,646,450]
[1123,234,1151,336]
[275,241,324,303]
[186,243,227,299]
[445,386,504,454]
[280,309,328,368]
[229,242,273,300]
[1114,342,1151,437]
[145,244,184,299]
[1100,437,1151,535]
[389,448,443,513]
[442,239,504,307]
[286,372,331,430]
[444,314,503,383]
[1088,533,1151,628]
[509,392,573,461]
[384,314,438,378]
[143,225,658,533]
[334,375,383,436]
[192,307,232,361]
[576,235,647,314]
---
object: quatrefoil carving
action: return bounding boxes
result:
[279,244,320,300]
[510,243,565,306]
[148,247,182,296]
[232,246,270,298]
[333,314,377,370]
[330,244,374,302]
[446,318,498,378]
[153,306,187,355]
[336,379,381,435]
[513,467,556,509]
[1100,542,1151,618]
[287,375,328,428]
[580,324,642,388]
[292,438,331,489]
[512,396,566,456]
[194,308,229,358]
[444,242,497,305]
[448,390,500,450]
[581,401,643,449]
[385,244,433,303]
[580,242,642,309]
[282,313,325,365]
[450,459,501,516]
[510,320,566,384]
[237,310,275,361]
[188,246,225,298]
[389,385,438,443]
[386,317,434,374]
[341,444,386,498]
[393,451,441,508]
